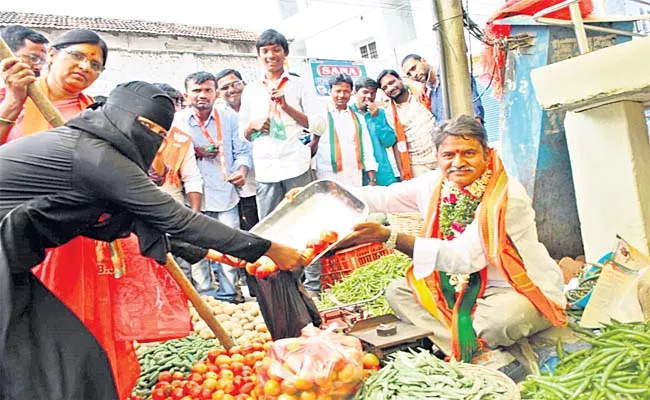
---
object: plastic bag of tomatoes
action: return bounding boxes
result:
[257,325,364,400]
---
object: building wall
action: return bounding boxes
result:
[29,28,259,96]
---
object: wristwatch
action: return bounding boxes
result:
[369,177,377,184]
[385,229,398,250]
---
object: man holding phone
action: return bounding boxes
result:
[172,71,252,303]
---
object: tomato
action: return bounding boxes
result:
[294,377,313,391]
[203,378,219,391]
[235,395,250,400]
[180,396,193,400]
[362,353,380,369]
[205,371,219,381]
[337,364,360,383]
[151,387,166,400]
[200,387,214,400]
[245,262,259,276]
[212,390,225,400]
[216,354,232,365]
[171,387,185,400]
[207,349,223,363]
[300,391,317,400]
[220,369,235,381]
[228,345,242,356]
[171,379,184,388]
[230,353,245,363]
[239,382,255,394]
[319,230,339,244]
[158,370,173,383]
[243,353,257,366]
[189,372,204,384]
[264,379,282,396]
[193,361,209,374]
[280,380,297,395]
[172,371,186,381]
[278,394,299,400]
[223,395,235,400]
[230,362,244,375]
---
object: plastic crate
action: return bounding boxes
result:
[320,242,392,289]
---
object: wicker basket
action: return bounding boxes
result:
[387,212,425,236]
[458,363,521,400]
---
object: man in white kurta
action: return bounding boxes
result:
[310,74,378,189]
[345,115,566,356]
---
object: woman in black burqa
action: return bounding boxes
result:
[0,81,305,399]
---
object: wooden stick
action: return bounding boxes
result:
[0,38,65,128]
[165,254,234,349]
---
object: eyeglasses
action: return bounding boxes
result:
[19,53,46,66]
[63,50,104,73]
[218,80,244,92]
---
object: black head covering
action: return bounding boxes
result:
[99,81,176,169]
[52,28,108,67]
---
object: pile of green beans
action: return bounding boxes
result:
[521,321,650,399]
[133,334,217,397]
[354,349,510,399]
[317,254,411,316]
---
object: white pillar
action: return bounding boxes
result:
[564,101,650,260]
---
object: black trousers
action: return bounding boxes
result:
[238,196,259,295]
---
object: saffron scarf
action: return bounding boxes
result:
[327,109,364,173]
[389,100,413,181]
[406,150,567,361]
[22,77,94,136]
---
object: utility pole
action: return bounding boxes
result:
[433,0,473,118]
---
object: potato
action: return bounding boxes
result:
[255,324,268,333]
[231,311,247,321]
[231,328,244,338]
[243,323,255,332]
[199,327,214,339]
[215,314,230,323]
[222,305,237,315]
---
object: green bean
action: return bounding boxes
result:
[522,321,650,400]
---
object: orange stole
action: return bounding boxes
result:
[406,150,566,355]
[152,127,193,187]
[21,77,94,136]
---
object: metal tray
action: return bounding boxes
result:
[250,179,369,263]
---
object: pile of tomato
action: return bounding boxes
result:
[149,338,272,400]
[255,351,380,400]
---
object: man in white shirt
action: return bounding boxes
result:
[310,73,378,188]
[340,115,567,362]
[239,29,319,219]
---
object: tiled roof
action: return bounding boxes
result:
[0,11,258,42]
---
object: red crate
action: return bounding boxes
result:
[320,242,392,289]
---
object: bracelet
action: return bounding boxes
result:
[369,178,377,183]
[0,117,17,125]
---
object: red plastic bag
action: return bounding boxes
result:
[111,236,191,342]
[32,236,140,400]
[257,325,364,399]
[32,234,191,399]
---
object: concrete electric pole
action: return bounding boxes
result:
[433,0,473,118]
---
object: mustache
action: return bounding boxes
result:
[448,166,475,173]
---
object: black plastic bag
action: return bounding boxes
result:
[251,270,322,340]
